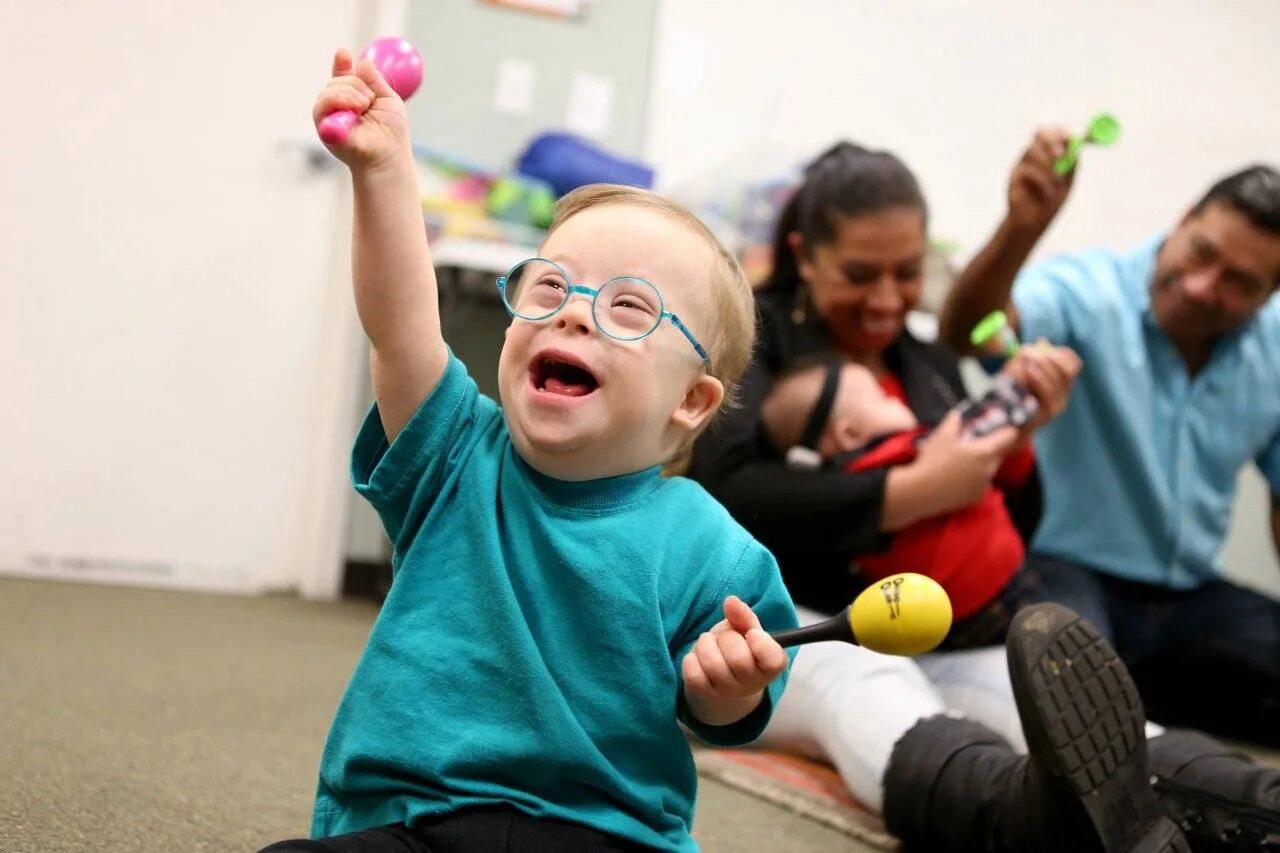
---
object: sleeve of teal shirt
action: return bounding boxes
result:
[1258,429,1280,497]
[676,540,799,747]
[349,352,495,550]
[1011,257,1077,346]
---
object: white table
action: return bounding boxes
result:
[432,237,539,276]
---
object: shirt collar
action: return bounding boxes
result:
[516,454,664,512]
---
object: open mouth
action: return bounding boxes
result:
[530,352,600,397]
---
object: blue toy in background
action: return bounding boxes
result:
[516,132,655,198]
[405,133,654,241]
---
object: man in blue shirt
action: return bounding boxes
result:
[941,136,1280,749]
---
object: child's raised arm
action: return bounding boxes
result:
[314,48,448,440]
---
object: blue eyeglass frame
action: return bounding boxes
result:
[495,257,710,365]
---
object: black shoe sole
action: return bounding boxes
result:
[1008,603,1190,853]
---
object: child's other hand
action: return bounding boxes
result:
[681,596,788,726]
[313,48,411,171]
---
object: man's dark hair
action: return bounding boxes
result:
[1191,165,1280,235]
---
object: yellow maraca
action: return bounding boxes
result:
[770,572,952,655]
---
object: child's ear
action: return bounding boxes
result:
[671,374,725,433]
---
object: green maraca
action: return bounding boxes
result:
[1053,113,1121,176]
[970,310,1020,357]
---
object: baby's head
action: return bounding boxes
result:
[496,185,755,480]
[761,360,919,460]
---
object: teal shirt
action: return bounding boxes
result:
[313,354,798,851]
[1013,236,1280,587]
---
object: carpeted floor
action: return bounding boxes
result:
[4,577,1272,853]
[0,578,862,853]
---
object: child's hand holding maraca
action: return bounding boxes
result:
[313,49,410,171]
[681,596,789,726]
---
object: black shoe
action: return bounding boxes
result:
[1149,729,1280,851]
[883,715,1102,853]
[1007,603,1188,852]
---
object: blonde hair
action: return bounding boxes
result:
[548,185,758,474]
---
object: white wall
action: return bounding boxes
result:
[647,0,1279,257]
[0,1,378,596]
[1224,470,1280,599]
[647,0,1280,596]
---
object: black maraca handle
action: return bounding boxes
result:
[770,610,854,647]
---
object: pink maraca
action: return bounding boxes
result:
[318,37,423,146]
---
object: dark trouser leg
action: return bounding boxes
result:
[503,811,653,852]
[1029,552,1280,748]
[939,566,1046,650]
[1026,551,1116,639]
[1149,729,1280,851]
[259,824,424,853]
[261,810,653,853]
[1128,581,1280,748]
[883,715,1107,853]
[883,603,1187,852]
[415,808,653,853]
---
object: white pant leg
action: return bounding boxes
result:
[917,646,1027,752]
[763,609,1166,813]
[915,647,1166,751]
[759,607,949,812]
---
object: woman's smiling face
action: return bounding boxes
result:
[793,206,926,362]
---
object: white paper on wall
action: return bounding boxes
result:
[493,58,535,115]
[566,71,614,138]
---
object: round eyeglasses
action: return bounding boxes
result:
[495,258,710,363]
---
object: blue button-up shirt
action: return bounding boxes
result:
[1013,235,1280,588]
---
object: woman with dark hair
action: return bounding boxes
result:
[694,141,1072,601]
[689,140,1279,852]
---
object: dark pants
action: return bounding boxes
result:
[1027,550,1280,747]
[938,566,1045,650]
[261,808,655,853]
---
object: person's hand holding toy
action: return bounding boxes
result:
[681,596,789,727]
[971,310,1082,441]
[1007,127,1078,235]
[1006,116,1121,237]
[313,41,420,171]
[1002,341,1081,432]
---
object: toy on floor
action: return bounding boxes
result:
[1053,112,1121,175]
[770,572,952,655]
[318,37,423,145]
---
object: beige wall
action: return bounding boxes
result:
[0,1,375,595]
